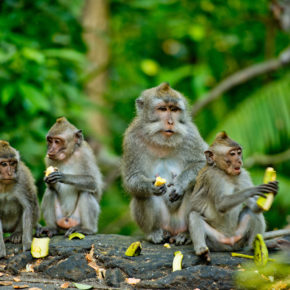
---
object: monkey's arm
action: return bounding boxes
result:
[169,160,204,202]
[0,220,6,258]
[215,182,278,213]
[124,172,166,198]
[45,172,97,192]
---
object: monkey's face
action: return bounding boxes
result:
[142,99,187,147]
[222,147,243,176]
[0,158,18,184]
[47,136,68,161]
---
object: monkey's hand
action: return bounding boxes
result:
[44,171,64,184]
[168,184,183,202]
[250,181,279,198]
[151,181,167,196]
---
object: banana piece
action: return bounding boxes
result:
[256,167,276,211]
[68,233,85,240]
[172,251,183,271]
[45,166,58,177]
[125,241,142,257]
[31,237,50,258]
[154,176,166,187]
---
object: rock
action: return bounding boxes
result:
[0,234,287,289]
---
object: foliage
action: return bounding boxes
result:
[0,0,88,190]
[0,0,289,235]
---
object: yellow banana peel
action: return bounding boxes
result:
[154,176,166,187]
[172,251,183,272]
[68,232,85,240]
[31,237,50,258]
[125,241,142,257]
[256,167,276,211]
[45,166,58,177]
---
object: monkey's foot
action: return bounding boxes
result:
[196,246,211,262]
[170,232,191,245]
[5,232,22,244]
[36,226,58,238]
[147,229,170,244]
[64,227,95,237]
[220,235,242,246]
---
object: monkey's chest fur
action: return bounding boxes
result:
[0,192,23,232]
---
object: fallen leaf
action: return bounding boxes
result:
[25,264,34,273]
[28,288,42,290]
[85,245,106,280]
[125,278,141,285]
[0,281,13,286]
[85,244,94,263]
[0,272,4,277]
[73,282,92,289]
[13,277,21,282]
[13,285,29,289]
[61,282,70,288]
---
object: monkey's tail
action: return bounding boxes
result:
[264,229,290,240]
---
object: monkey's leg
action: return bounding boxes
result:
[0,220,6,258]
[246,211,265,247]
[36,189,58,237]
[130,196,170,244]
[22,207,34,251]
[64,192,100,237]
[219,213,252,246]
[188,211,210,262]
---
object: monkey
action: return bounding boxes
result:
[187,132,280,262]
[122,82,207,244]
[36,117,103,237]
[0,141,39,258]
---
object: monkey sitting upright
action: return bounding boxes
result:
[0,141,39,258]
[37,117,103,237]
[187,132,279,261]
[122,82,207,244]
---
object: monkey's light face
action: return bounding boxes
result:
[47,136,67,161]
[225,148,243,176]
[0,158,18,184]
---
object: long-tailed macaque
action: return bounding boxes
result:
[122,82,207,244]
[37,117,102,237]
[188,132,279,261]
[0,141,39,257]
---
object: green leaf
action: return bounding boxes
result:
[73,283,93,290]
[18,83,50,112]
[1,85,15,105]
[44,49,86,64]
[22,47,45,63]
[207,75,290,158]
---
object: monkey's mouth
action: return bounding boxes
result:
[163,130,174,137]
[234,167,241,174]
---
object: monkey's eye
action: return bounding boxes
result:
[0,162,8,167]
[157,106,167,112]
[10,161,17,166]
[47,138,52,144]
[230,151,236,156]
[170,106,180,112]
[237,150,242,155]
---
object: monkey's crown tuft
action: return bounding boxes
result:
[56,117,69,124]
[0,140,10,148]
[157,82,171,93]
[215,131,228,140]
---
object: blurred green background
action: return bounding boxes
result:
[0,0,289,236]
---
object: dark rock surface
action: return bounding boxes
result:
[0,234,279,289]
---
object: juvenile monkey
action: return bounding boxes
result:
[122,82,207,244]
[187,132,279,261]
[0,141,39,257]
[37,117,102,237]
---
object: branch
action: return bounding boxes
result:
[244,149,290,168]
[191,47,290,118]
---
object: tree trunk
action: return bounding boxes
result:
[82,0,109,138]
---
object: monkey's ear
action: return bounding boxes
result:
[74,130,83,146]
[136,97,144,113]
[205,150,214,165]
